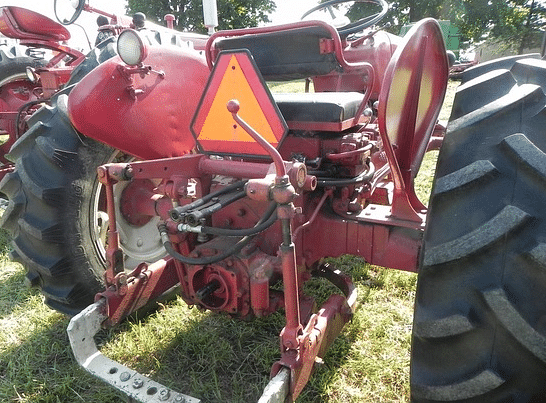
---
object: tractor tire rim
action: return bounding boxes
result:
[90,151,166,270]
[0,72,28,88]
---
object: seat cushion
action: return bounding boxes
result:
[1,6,71,41]
[273,92,365,131]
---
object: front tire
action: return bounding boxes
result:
[411,58,546,402]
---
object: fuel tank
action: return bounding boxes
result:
[67,45,209,160]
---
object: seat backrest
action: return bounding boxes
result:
[0,6,70,42]
[210,22,341,81]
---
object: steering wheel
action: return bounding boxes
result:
[302,0,389,37]
[54,0,86,25]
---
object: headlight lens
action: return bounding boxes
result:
[117,29,148,66]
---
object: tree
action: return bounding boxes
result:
[338,0,546,53]
[496,0,546,54]
[126,0,276,34]
[331,0,460,36]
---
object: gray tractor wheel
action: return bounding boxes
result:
[411,57,546,402]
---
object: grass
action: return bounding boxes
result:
[269,80,311,93]
[0,81,458,403]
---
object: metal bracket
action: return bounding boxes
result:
[68,299,292,403]
[67,299,200,403]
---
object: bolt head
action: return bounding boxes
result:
[120,371,131,382]
[158,388,171,401]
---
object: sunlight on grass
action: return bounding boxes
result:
[415,79,458,206]
[269,80,313,93]
[438,80,459,123]
[301,260,415,402]
[415,150,439,206]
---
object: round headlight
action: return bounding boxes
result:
[117,29,148,66]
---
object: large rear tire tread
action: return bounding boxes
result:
[460,53,541,84]
[411,58,546,402]
[0,41,120,315]
[0,46,37,79]
[1,94,114,315]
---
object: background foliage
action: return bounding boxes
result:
[126,0,276,33]
[126,0,546,53]
[343,0,546,53]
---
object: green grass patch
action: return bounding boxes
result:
[0,260,415,402]
[438,80,459,123]
[268,80,312,93]
[0,81,458,402]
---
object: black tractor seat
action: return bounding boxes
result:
[213,24,340,81]
[273,91,367,132]
[207,22,371,132]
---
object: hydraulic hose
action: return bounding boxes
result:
[183,190,247,226]
[169,180,247,221]
[316,162,375,187]
[190,209,277,237]
[159,201,277,266]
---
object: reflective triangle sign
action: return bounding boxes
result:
[191,50,287,156]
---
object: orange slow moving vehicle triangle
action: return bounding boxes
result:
[191,50,287,156]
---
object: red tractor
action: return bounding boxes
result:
[2,0,546,401]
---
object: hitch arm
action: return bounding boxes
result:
[227,99,286,179]
[67,299,200,403]
[69,299,300,403]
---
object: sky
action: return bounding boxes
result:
[270,0,319,24]
[1,0,321,28]
[1,0,322,50]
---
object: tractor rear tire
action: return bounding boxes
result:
[411,57,546,402]
[0,39,133,315]
[1,94,113,315]
[459,53,541,84]
[0,45,35,83]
